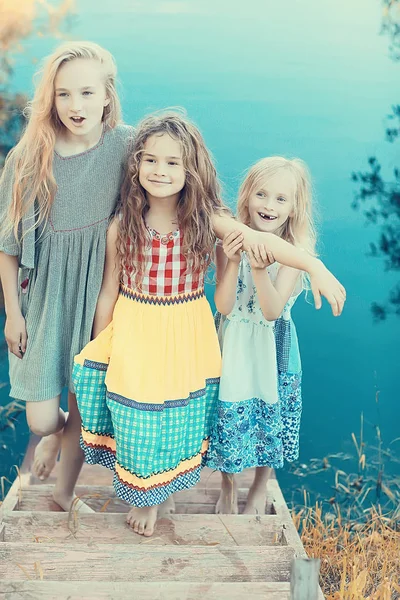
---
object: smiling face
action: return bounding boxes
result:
[139,133,186,204]
[247,169,296,234]
[54,58,110,138]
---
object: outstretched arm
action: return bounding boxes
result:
[212,213,346,316]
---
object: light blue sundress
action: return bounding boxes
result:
[206,256,303,472]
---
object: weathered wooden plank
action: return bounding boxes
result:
[15,485,275,514]
[0,580,291,600]
[24,447,261,487]
[2,512,284,546]
[0,473,28,520]
[218,514,286,546]
[267,479,306,558]
[290,558,321,600]
[0,543,294,582]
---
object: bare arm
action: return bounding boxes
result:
[0,252,27,358]
[214,242,241,315]
[92,219,120,339]
[212,213,346,316]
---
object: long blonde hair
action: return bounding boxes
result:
[237,156,317,255]
[117,111,227,289]
[1,41,121,242]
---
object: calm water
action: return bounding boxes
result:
[1,0,399,501]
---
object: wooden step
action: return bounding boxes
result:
[11,484,276,515]
[27,462,260,488]
[0,580,291,600]
[0,542,294,582]
[2,512,286,546]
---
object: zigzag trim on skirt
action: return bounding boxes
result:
[83,359,108,371]
[113,467,202,507]
[80,437,116,470]
[107,377,220,412]
[120,285,205,305]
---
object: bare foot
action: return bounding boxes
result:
[126,506,158,537]
[243,485,267,515]
[216,473,238,514]
[32,432,63,481]
[159,494,175,516]
[53,490,94,513]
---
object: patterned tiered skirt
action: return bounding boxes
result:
[73,285,221,506]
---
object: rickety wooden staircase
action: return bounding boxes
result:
[0,449,324,600]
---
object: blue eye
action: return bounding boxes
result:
[83,91,93,96]
[256,191,266,198]
[58,92,68,97]
[277,196,286,202]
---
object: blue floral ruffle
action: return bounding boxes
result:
[206,372,302,472]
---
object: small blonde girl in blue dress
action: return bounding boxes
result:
[207,156,320,515]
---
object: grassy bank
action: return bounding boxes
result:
[292,416,400,599]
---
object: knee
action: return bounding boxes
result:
[25,399,63,437]
[28,420,60,437]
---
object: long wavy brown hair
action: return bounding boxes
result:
[117,112,227,290]
[1,41,121,243]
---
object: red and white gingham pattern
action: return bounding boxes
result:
[122,228,204,296]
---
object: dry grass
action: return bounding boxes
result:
[292,412,400,599]
[294,504,400,599]
[0,399,25,434]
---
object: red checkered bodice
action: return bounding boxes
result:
[122,227,205,296]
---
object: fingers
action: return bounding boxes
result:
[266,250,275,265]
[312,285,322,310]
[10,342,23,359]
[223,230,243,246]
[223,231,243,260]
[20,329,28,354]
[247,245,271,269]
[6,334,26,359]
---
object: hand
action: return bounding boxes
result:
[5,311,27,359]
[247,244,275,270]
[222,230,244,263]
[309,261,346,316]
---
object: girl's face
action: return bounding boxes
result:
[139,133,186,204]
[54,58,110,138]
[247,169,296,234]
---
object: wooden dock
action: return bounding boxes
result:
[0,448,324,599]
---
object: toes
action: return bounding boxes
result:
[138,522,145,535]
[144,525,154,537]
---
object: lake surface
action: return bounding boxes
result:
[1,0,399,502]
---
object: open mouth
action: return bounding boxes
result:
[70,116,85,124]
[258,212,277,221]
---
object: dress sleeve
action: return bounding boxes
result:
[0,154,20,257]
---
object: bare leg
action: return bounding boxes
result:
[126,505,159,537]
[159,494,175,516]
[216,472,238,514]
[243,466,272,515]
[27,396,66,481]
[51,391,93,513]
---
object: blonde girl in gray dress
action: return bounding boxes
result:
[0,42,133,512]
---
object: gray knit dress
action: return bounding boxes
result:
[0,124,134,401]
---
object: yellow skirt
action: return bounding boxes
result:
[73,286,221,506]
